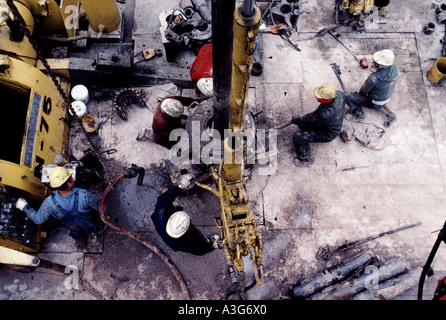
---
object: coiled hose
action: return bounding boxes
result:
[98,167,191,300]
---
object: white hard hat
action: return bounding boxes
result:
[166,211,190,238]
[197,77,213,96]
[373,49,394,66]
[160,98,184,118]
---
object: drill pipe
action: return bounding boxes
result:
[308,257,406,300]
[353,267,422,300]
[99,169,191,300]
[292,251,373,299]
[212,0,235,135]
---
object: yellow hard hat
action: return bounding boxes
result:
[373,49,394,66]
[166,211,190,238]
[314,83,337,100]
[49,167,74,188]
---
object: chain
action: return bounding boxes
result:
[79,277,107,300]
[346,256,381,281]
[6,0,113,183]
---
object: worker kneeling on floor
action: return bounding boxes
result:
[15,167,105,248]
[291,82,346,166]
[151,174,220,256]
[345,49,399,127]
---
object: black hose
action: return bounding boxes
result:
[418,221,446,300]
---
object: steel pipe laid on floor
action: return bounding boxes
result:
[292,251,374,299]
[352,267,422,300]
[308,257,407,300]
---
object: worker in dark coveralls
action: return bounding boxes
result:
[15,167,105,248]
[291,82,346,166]
[346,49,399,127]
[151,174,219,256]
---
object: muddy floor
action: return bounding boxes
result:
[1,0,446,305]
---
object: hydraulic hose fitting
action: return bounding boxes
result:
[124,164,145,186]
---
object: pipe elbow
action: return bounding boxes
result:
[124,164,145,185]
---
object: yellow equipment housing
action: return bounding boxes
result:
[0,0,73,253]
[6,0,121,36]
[80,0,121,34]
[0,55,70,202]
[0,54,70,252]
[0,0,121,254]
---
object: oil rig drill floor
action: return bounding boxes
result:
[1,0,446,302]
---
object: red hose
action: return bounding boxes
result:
[99,171,191,300]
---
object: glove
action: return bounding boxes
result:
[178,173,193,189]
[292,115,301,125]
[210,235,222,249]
[15,198,28,211]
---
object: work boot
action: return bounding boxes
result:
[345,107,365,123]
[380,106,397,127]
[293,155,315,167]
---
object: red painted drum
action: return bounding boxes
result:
[190,43,213,96]
[152,98,184,148]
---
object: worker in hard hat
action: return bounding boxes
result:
[346,49,399,127]
[151,174,220,255]
[291,82,346,166]
[15,167,105,248]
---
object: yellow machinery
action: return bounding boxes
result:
[0,0,121,255]
[341,0,375,16]
[1,0,262,297]
[220,3,263,286]
[336,0,390,31]
[196,2,264,295]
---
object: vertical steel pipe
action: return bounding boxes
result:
[212,0,235,135]
[241,0,255,17]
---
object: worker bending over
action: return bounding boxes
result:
[151,175,220,256]
[15,167,105,248]
[292,82,346,166]
[346,49,399,127]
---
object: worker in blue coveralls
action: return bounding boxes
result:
[15,167,105,248]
